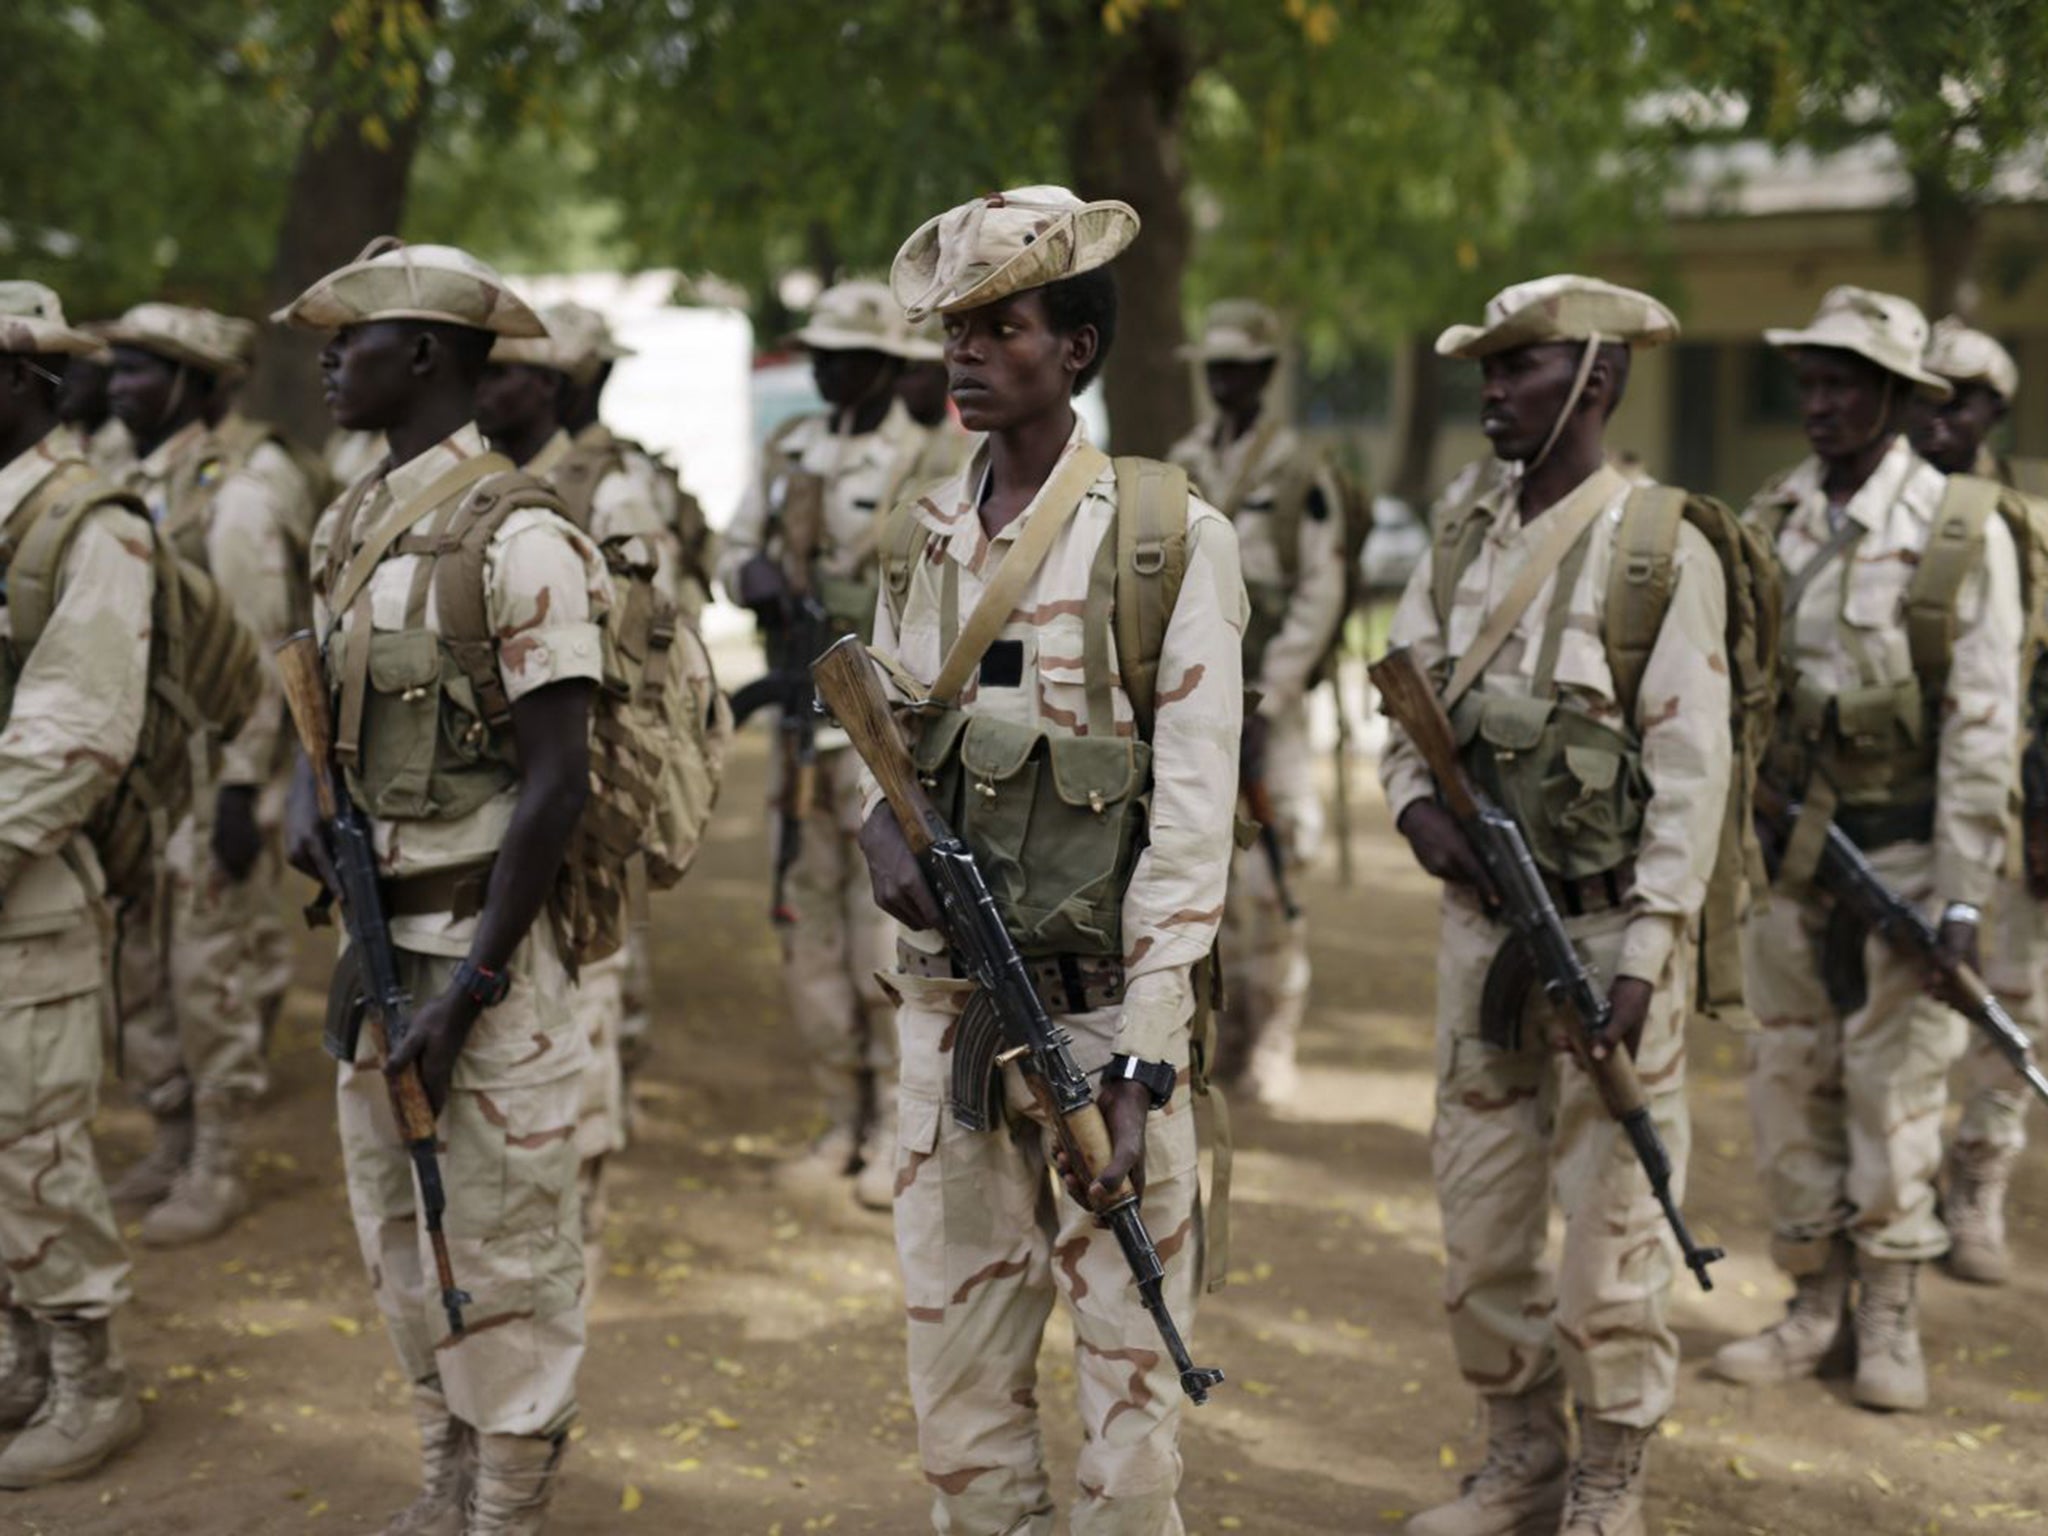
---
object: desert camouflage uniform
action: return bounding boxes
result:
[1739,437,2021,1273]
[1379,461,1732,1427]
[720,398,935,1162]
[310,424,605,1438]
[0,430,149,1326]
[868,422,1245,1534]
[1170,416,1344,1101]
[116,419,306,1130]
[80,417,133,479]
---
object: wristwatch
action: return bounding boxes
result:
[452,960,512,1010]
[1941,902,1982,928]
[1104,1053,1177,1110]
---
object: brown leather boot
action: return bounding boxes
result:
[1406,1378,1569,1536]
[1944,1141,2017,1286]
[0,1318,143,1488]
[1853,1258,1928,1412]
[466,1431,569,1535]
[382,1380,474,1536]
[0,1307,48,1431]
[1559,1412,1651,1536]
[1709,1236,1854,1384]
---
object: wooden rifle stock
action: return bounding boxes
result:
[810,635,945,855]
[1368,647,1479,819]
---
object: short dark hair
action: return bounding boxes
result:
[426,322,496,385]
[1040,266,1118,396]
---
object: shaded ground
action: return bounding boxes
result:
[18,732,2048,1534]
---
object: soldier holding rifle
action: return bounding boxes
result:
[279,240,610,1535]
[1378,277,1732,1536]
[853,186,1244,1535]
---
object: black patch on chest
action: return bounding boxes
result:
[979,639,1025,689]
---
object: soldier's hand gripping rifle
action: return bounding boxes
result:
[1754,779,2048,1106]
[277,632,472,1337]
[1370,646,1725,1291]
[812,635,1226,1404]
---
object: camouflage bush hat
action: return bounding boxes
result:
[900,313,946,364]
[491,302,634,386]
[1764,286,1951,400]
[1924,316,2019,403]
[103,302,259,379]
[891,186,1140,323]
[1180,299,1284,363]
[1437,275,1679,359]
[273,236,544,338]
[0,281,104,357]
[789,280,916,357]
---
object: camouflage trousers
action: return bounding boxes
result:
[1740,841,1967,1272]
[1431,889,1689,1429]
[336,943,585,1438]
[891,971,1203,1535]
[1957,874,2043,1156]
[573,950,627,1251]
[1218,706,1319,1088]
[618,866,655,1067]
[0,921,131,1321]
[115,813,276,1115]
[777,745,897,1145]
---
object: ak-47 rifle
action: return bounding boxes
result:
[729,471,830,926]
[812,635,1226,1404]
[276,632,472,1337]
[1370,645,1724,1291]
[1754,779,2048,1107]
[1241,775,1301,922]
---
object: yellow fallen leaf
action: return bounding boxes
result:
[247,1322,277,1339]
[620,1484,643,1513]
[1955,1431,1982,1452]
[706,1408,740,1430]
[327,1316,362,1337]
[1220,1520,1242,1532]
[666,1457,700,1473]
[2011,1390,2045,1405]
[1439,1444,1458,1469]
[1242,1381,1276,1398]
[1868,1468,1896,1495]
[1728,1456,1758,1481]
[1659,1420,1685,1439]
[1790,1461,1818,1473]
[307,1502,329,1518]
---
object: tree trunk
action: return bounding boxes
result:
[1388,330,1443,510]
[243,3,439,447]
[1912,169,1983,321]
[1067,13,1194,459]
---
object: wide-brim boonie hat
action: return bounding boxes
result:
[891,186,1139,324]
[274,237,544,338]
[1437,275,1679,359]
[787,279,918,358]
[0,281,106,357]
[103,302,255,379]
[899,314,946,364]
[493,301,636,386]
[1765,286,1951,400]
[1179,299,1283,363]
[1924,316,2018,403]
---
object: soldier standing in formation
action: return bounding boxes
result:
[1713,288,2022,1412]
[100,303,311,1246]
[1909,318,2044,1286]
[894,313,977,486]
[282,239,609,1533]
[54,334,135,478]
[1169,299,1346,1107]
[475,306,677,1291]
[0,282,150,1487]
[1382,277,1730,1536]
[720,279,937,1211]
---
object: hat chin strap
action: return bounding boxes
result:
[1522,333,1603,475]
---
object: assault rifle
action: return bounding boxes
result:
[1754,780,2048,1107]
[1241,775,1301,922]
[277,632,472,1337]
[1370,646,1724,1291]
[812,634,1225,1404]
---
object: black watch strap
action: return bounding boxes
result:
[1105,1053,1177,1110]
[453,960,512,1009]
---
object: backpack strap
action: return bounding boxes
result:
[1905,474,2001,703]
[1601,485,1688,720]
[430,470,565,732]
[545,438,626,533]
[5,461,122,652]
[1111,457,1190,742]
[1429,484,1494,634]
[876,492,942,635]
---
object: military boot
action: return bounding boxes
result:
[0,1307,49,1431]
[1853,1258,1928,1412]
[1944,1141,2018,1286]
[0,1318,143,1488]
[465,1431,568,1535]
[1405,1378,1569,1536]
[106,1107,193,1207]
[1559,1412,1651,1536]
[1708,1236,1854,1384]
[140,1097,250,1246]
[382,1381,473,1536]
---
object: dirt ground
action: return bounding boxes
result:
[17,731,2048,1535]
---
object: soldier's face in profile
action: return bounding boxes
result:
[809,346,898,410]
[107,346,184,435]
[56,358,109,426]
[943,291,1089,434]
[1478,342,1587,462]
[475,363,560,439]
[321,321,423,432]
[1909,380,2003,476]
[1788,347,1897,462]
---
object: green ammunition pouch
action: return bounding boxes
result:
[1451,690,1648,882]
[911,708,1150,959]
[348,628,518,822]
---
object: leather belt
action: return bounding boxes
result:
[1542,859,1635,918]
[1835,800,1935,853]
[895,940,1126,1016]
[381,859,496,921]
